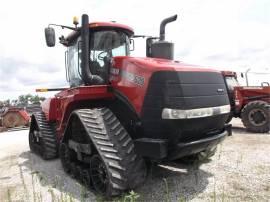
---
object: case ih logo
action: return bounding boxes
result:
[121,70,145,86]
[217,88,224,93]
[110,67,145,86]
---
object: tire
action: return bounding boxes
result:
[241,101,270,133]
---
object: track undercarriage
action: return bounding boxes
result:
[29,108,147,197]
[29,112,58,159]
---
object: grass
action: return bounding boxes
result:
[212,178,216,202]
[6,187,12,202]
[5,165,267,202]
[19,164,30,201]
[178,196,186,202]
[96,190,141,202]
[163,178,170,202]
[2,153,79,202]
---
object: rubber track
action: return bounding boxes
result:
[74,108,146,196]
[30,111,58,159]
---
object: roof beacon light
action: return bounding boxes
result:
[73,16,79,27]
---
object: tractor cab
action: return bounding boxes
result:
[45,17,133,87]
[65,28,131,87]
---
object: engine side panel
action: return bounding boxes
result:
[41,85,114,141]
[41,98,59,121]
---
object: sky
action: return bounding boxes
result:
[0,0,270,100]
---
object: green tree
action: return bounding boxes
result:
[3,99,11,107]
[18,94,32,105]
[29,95,45,104]
[1,94,45,107]
[30,95,40,104]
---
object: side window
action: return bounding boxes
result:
[67,38,82,87]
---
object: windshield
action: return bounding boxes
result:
[225,76,239,91]
[89,30,129,80]
[90,30,129,63]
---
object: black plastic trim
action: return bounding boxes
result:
[168,129,228,160]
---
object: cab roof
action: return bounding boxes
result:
[89,22,133,35]
[61,22,134,46]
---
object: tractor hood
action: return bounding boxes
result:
[111,56,228,115]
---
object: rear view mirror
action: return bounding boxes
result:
[240,73,244,78]
[129,39,134,51]
[45,27,56,47]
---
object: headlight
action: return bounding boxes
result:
[162,105,231,119]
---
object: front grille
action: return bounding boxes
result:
[141,71,229,143]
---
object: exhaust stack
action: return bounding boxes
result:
[160,15,177,41]
[148,14,178,60]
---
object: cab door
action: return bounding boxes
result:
[66,37,83,87]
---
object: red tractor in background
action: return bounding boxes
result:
[222,71,270,133]
[29,14,231,197]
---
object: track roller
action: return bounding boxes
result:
[59,142,74,173]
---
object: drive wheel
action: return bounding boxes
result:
[29,128,39,152]
[90,155,110,195]
[241,101,270,133]
[59,143,74,173]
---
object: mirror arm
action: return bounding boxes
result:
[132,35,156,38]
[48,24,78,31]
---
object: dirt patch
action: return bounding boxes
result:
[0,155,18,169]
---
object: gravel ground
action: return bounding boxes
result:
[0,119,269,202]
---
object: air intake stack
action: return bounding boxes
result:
[81,14,104,84]
[149,15,177,60]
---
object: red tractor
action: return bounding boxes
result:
[222,71,270,133]
[29,14,231,197]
